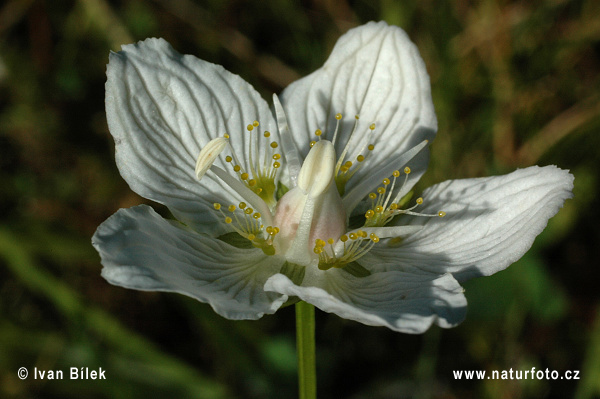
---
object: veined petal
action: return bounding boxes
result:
[280,21,436,195]
[92,205,287,320]
[368,166,574,280]
[106,38,277,234]
[273,94,301,188]
[264,270,466,334]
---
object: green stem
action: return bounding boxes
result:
[295,301,316,399]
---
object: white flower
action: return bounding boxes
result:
[92,21,574,333]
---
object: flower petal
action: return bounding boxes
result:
[368,166,574,281]
[280,21,436,195]
[265,270,466,333]
[106,38,277,234]
[92,205,287,320]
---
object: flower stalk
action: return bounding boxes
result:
[296,301,316,399]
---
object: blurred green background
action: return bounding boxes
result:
[1,0,598,398]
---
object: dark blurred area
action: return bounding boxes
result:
[1,0,599,398]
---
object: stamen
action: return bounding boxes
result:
[329,114,378,196]
[362,167,446,228]
[342,139,429,212]
[207,119,281,207]
[315,129,323,141]
[314,230,380,271]
[213,201,280,255]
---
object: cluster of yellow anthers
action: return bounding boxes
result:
[213,201,279,255]
[364,166,446,228]
[309,113,377,196]
[223,120,281,206]
[313,230,380,270]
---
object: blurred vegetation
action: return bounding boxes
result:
[0,0,598,398]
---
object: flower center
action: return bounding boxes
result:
[195,110,445,273]
[303,113,446,272]
[272,140,347,264]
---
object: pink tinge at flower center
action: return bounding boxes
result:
[273,140,346,263]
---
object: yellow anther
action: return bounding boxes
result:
[273,227,280,234]
[273,162,281,168]
[253,120,259,127]
[335,113,342,120]
[225,217,232,224]
[369,123,376,130]
[265,226,273,234]
[358,231,367,238]
[392,170,400,177]
[241,172,249,180]
[228,205,236,212]
[369,193,377,200]
[377,187,386,194]
[310,141,316,147]
[389,203,398,210]
[349,232,358,240]
[382,178,390,185]
[273,154,281,160]
[327,238,335,245]
[356,155,365,162]
[355,115,360,120]
[225,156,233,163]
[247,234,256,240]
[344,161,353,168]
[315,129,322,137]
[270,142,278,149]
[375,205,384,213]
[244,208,253,215]
[370,233,380,243]
[416,197,423,205]
[438,211,446,218]
[239,202,247,209]
[233,165,241,172]
[340,166,349,173]
[248,179,257,186]
[340,235,348,242]
[247,124,254,131]
[213,203,221,210]
[368,144,375,151]
[365,210,375,219]
[404,166,411,174]
[224,134,230,139]
[314,247,322,254]
[264,131,271,138]
[253,213,261,219]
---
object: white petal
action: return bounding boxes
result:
[92,205,287,320]
[264,270,466,333]
[273,94,301,187]
[106,38,277,234]
[280,21,436,194]
[369,166,574,281]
